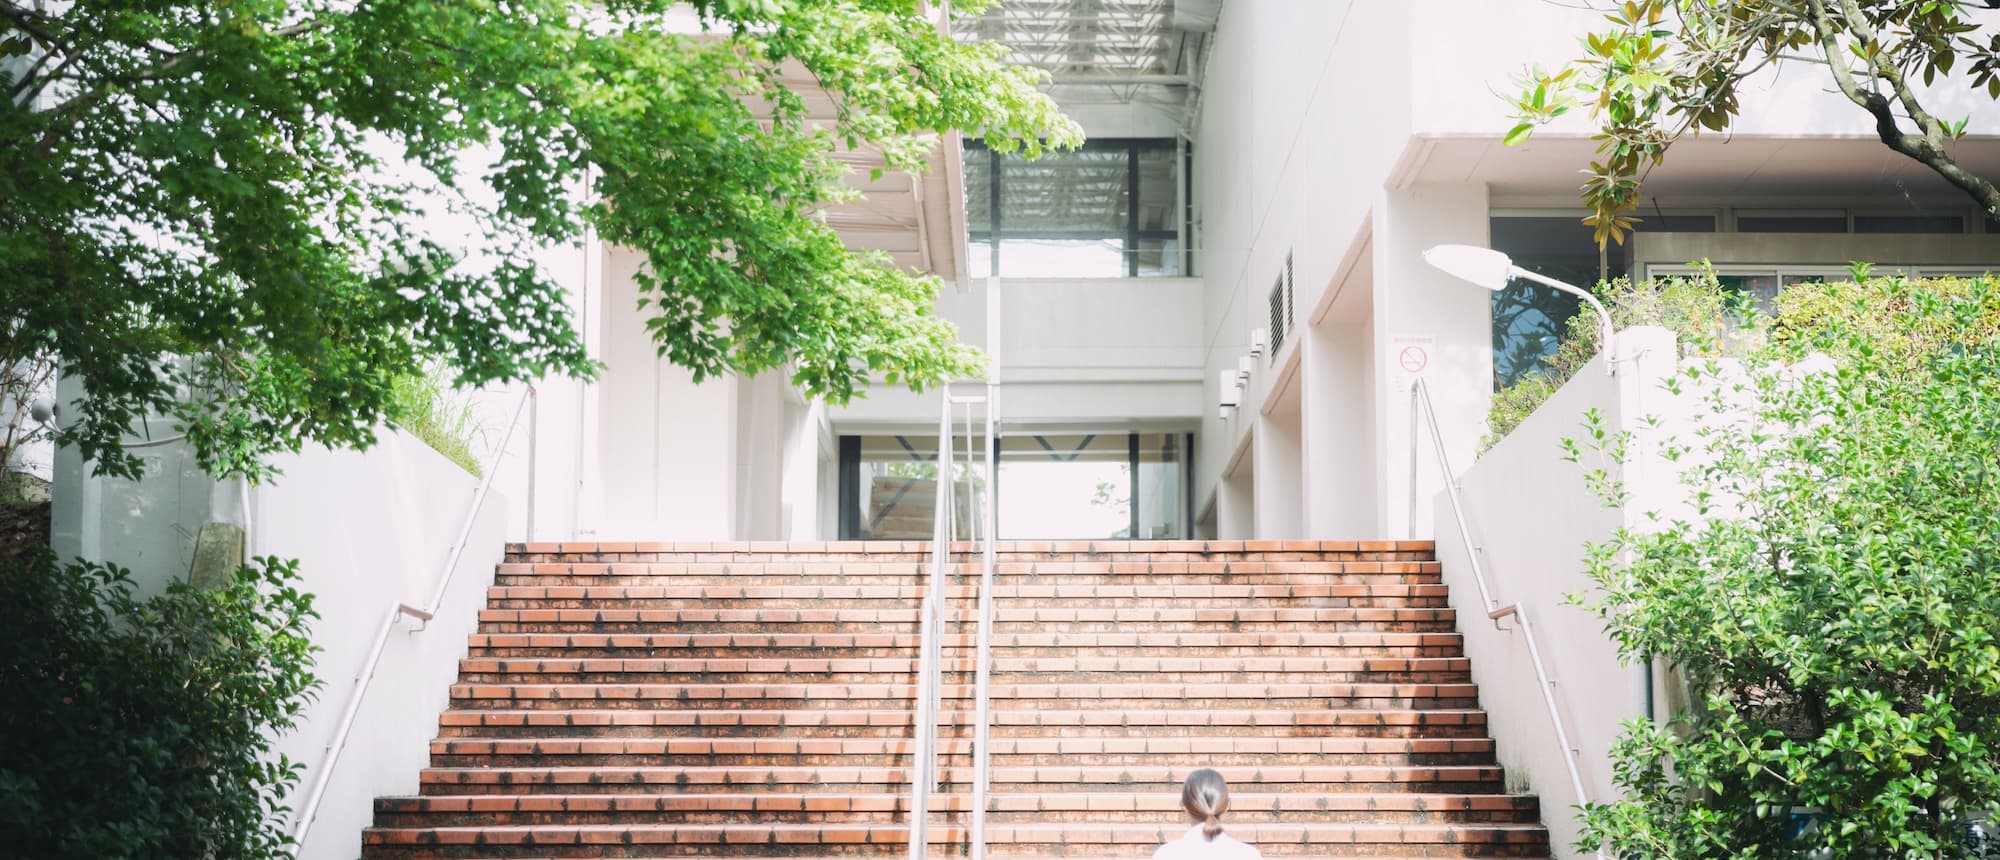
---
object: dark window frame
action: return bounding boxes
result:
[966,138,1182,277]
[836,431,1193,539]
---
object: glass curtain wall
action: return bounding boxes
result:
[965,139,1181,278]
[838,432,1189,539]
[836,435,980,540]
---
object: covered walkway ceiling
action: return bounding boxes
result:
[966,0,1218,133]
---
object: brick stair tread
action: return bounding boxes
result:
[417,765,1506,784]
[457,658,1470,673]
[485,584,1448,600]
[476,608,1454,623]
[450,682,1479,697]
[496,563,1441,578]
[378,792,1533,814]
[504,539,1436,554]
[362,822,1543,845]
[427,737,1497,756]
[465,632,1465,649]
[436,708,1491,729]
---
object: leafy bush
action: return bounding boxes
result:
[386,368,486,477]
[0,551,318,859]
[1573,278,2000,858]
[1483,268,1748,451]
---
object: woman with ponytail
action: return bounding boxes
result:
[1151,769,1262,860]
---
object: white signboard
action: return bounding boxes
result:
[1390,333,1436,394]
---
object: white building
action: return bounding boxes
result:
[43,4,2000,859]
[458,0,2000,551]
[56,0,2000,561]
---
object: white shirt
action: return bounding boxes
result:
[1152,824,1263,860]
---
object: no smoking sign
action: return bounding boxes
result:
[1390,334,1437,393]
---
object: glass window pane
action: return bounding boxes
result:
[1133,433,1184,540]
[1737,214,1846,233]
[998,434,1133,539]
[964,147,992,232]
[1135,148,1177,232]
[998,238,1126,278]
[1134,237,1180,277]
[1715,274,1780,314]
[1853,214,1963,234]
[1488,217,1619,389]
[999,148,1128,233]
[1631,214,1717,232]
[849,435,976,540]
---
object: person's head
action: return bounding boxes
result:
[1180,768,1229,841]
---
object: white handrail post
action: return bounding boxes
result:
[909,387,954,860]
[526,385,538,542]
[970,382,997,860]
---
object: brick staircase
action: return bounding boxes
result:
[361,540,1550,859]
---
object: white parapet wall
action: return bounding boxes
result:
[255,434,509,860]
[1430,326,1679,859]
[52,428,508,860]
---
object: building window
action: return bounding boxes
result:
[837,431,1191,539]
[1854,214,1965,234]
[1488,216,1628,389]
[965,139,1184,278]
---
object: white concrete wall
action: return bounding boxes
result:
[833,276,1204,431]
[1193,1,1461,538]
[1374,185,1493,539]
[51,427,507,860]
[1410,1,2000,139]
[252,435,508,860]
[1634,231,2000,272]
[1433,326,1680,859]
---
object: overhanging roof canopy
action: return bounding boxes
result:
[965,0,1216,125]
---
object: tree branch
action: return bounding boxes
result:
[1806,0,2000,215]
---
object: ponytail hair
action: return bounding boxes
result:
[1180,768,1230,842]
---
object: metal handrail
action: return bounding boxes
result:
[287,385,538,853]
[907,389,954,860]
[906,384,997,860]
[1406,378,1602,855]
[967,384,997,860]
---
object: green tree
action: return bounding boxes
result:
[1571,277,2000,857]
[1507,0,2000,246]
[0,551,318,859]
[0,0,1078,481]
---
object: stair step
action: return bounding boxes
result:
[451,657,1474,686]
[360,821,1545,854]
[414,764,1509,792]
[434,708,1493,739]
[464,631,1467,659]
[446,682,1482,711]
[376,791,1538,826]
[423,735,1499,768]
[484,583,1449,604]
[474,607,1457,635]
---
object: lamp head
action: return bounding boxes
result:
[1423,244,1514,291]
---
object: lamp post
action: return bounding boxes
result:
[1422,244,1617,376]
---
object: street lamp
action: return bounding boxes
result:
[1422,244,1617,376]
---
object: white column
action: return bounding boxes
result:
[1372,184,1493,539]
[1252,412,1303,539]
[1301,312,1378,537]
